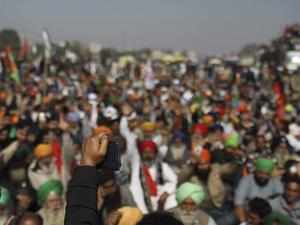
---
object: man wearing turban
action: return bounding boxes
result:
[120,104,178,213]
[234,158,283,224]
[165,131,189,176]
[28,144,61,190]
[129,139,178,213]
[169,182,217,225]
[106,207,143,225]
[38,179,65,225]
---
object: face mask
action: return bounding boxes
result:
[254,175,270,187]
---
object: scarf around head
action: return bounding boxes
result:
[176,182,205,206]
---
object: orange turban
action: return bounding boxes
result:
[10,114,19,124]
[0,91,7,100]
[202,115,214,126]
[34,144,53,159]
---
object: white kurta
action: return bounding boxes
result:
[120,117,178,213]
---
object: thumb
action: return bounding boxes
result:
[97,134,109,154]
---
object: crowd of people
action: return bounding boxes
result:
[0,24,300,225]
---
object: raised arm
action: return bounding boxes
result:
[64,133,109,225]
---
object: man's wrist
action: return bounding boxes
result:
[80,158,96,167]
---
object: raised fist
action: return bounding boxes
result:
[81,133,109,167]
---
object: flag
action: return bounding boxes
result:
[5,47,20,84]
[42,30,52,59]
[18,38,30,60]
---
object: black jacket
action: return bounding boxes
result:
[64,166,100,225]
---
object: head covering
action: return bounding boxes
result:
[88,93,97,102]
[37,180,63,205]
[141,122,156,133]
[176,182,206,206]
[192,95,203,105]
[0,186,10,206]
[34,144,53,160]
[285,104,295,113]
[16,182,35,198]
[192,123,208,136]
[289,123,300,136]
[255,158,274,174]
[117,207,143,225]
[139,140,157,154]
[66,112,81,123]
[94,126,113,136]
[202,115,214,126]
[10,114,19,124]
[224,132,240,148]
[199,149,212,164]
[103,106,119,121]
[190,103,200,114]
[263,211,297,225]
[172,131,186,143]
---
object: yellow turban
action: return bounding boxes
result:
[34,144,53,159]
[141,122,156,133]
[202,115,214,126]
[117,207,143,225]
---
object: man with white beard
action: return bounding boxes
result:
[37,180,65,225]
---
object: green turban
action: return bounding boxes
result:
[255,158,274,174]
[0,186,10,206]
[285,104,295,113]
[37,180,63,205]
[176,182,205,206]
[192,96,203,105]
[263,211,297,225]
[225,132,240,148]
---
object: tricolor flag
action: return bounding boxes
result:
[4,47,20,84]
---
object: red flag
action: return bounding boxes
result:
[273,81,285,120]
[52,141,63,175]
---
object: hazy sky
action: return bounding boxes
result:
[0,0,300,55]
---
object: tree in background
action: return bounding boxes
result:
[0,29,21,54]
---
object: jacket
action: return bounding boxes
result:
[64,166,99,225]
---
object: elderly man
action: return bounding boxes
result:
[169,182,217,225]
[28,144,61,190]
[37,180,65,225]
[234,158,283,224]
